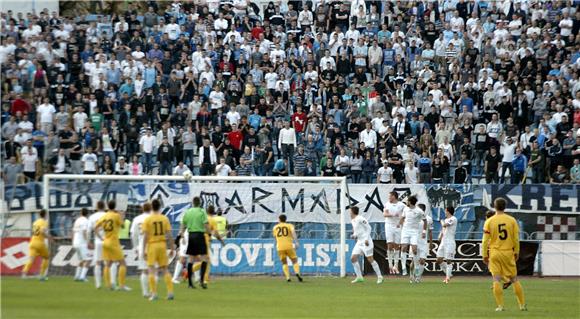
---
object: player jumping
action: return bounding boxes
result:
[482,198,527,312]
[94,200,131,291]
[414,204,433,283]
[142,199,175,301]
[350,206,383,284]
[131,202,151,298]
[436,206,457,284]
[88,201,107,289]
[399,195,427,282]
[383,191,405,275]
[273,214,303,282]
[22,209,51,281]
[72,208,91,282]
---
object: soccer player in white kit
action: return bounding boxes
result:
[172,213,189,283]
[130,202,151,297]
[399,196,427,278]
[415,204,433,283]
[88,201,107,289]
[72,208,91,282]
[383,191,406,275]
[436,206,457,284]
[350,206,383,284]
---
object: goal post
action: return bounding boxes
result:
[42,174,350,277]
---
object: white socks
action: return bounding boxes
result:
[387,250,394,269]
[370,261,382,278]
[400,251,408,272]
[413,255,420,271]
[446,263,453,278]
[75,267,82,279]
[111,263,118,287]
[140,272,149,296]
[173,262,183,281]
[440,261,448,277]
[353,261,363,278]
[94,264,102,288]
[80,266,89,280]
[417,263,425,278]
[394,250,400,270]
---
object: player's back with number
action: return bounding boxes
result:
[98,211,123,242]
[484,214,519,252]
[273,222,295,251]
[31,218,48,244]
[143,214,171,244]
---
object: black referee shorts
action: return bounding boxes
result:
[186,232,207,256]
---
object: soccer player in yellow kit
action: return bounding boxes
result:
[142,199,175,301]
[191,205,225,284]
[482,198,527,312]
[22,209,51,280]
[95,200,130,291]
[273,214,303,282]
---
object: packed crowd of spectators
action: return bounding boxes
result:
[1,0,580,186]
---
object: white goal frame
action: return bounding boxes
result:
[42,174,350,277]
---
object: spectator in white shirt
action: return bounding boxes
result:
[215,157,232,176]
[404,161,419,184]
[278,121,297,170]
[359,122,377,151]
[36,97,56,133]
[500,137,516,183]
[81,146,98,174]
[139,129,156,174]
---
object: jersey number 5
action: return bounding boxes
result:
[498,223,508,240]
[276,226,289,237]
[153,221,164,236]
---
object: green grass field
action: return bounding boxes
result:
[2,276,579,318]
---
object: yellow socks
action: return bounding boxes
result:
[22,259,33,274]
[192,262,202,272]
[282,264,290,279]
[164,272,173,295]
[493,281,504,307]
[513,281,525,306]
[119,265,126,287]
[40,259,49,276]
[293,263,300,275]
[204,264,211,283]
[149,273,157,295]
[104,266,111,288]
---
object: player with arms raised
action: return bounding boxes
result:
[383,191,406,275]
[273,214,302,282]
[88,201,107,289]
[131,202,151,298]
[436,206,457,283]
[350,206,383,284]
[399,195,426,281]
[72,208,90,282]
[482,198,527,312]
[94,200,131,291]
[22,209,51,280]
[415,203,432,283]
[142,199,175,301]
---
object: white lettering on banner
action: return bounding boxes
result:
[316,244,331,267]
[241,243,261,266]
[303,244,315,267]
[221,243,243,267]
[458,242,481,257]
[263,243,275,267]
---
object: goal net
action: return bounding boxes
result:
[40,174,351,278]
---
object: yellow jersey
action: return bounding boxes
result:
[31,218,48,243]
[482,213,520,258]
[142,213,171,244]
[205,216,217,241]
[273,222,295,251]
[96,211,123,242]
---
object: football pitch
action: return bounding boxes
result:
[2,276,579,318]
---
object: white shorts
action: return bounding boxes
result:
[417,241,429,259]
[74,244,90,261]
[137,249,147,270]
[400,229,420,246]
[385,224,401,244]
[351,241,374,257]
[436,241,456,260]
[92,242,103,263]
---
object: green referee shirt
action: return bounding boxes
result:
[181,207,208,232]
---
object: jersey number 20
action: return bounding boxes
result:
[498,223,508,240]
[276,227,289,237]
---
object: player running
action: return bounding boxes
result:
[399,195,426,279]
[88,201,107,289]
[72,208,91,282]
[414,204,433,283]
[94,200,131,291]
[350,206,383,284]
[482,198,527,312]
[142,199,175,301]
[383,191,405,275]
[273,214,303,282]
[22,209,51,280]
[436,206,458,284]
[192,205,225,284]
[131,202,152,298]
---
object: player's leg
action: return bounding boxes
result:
[393,229,402,274]
[491,275,505,311]
[410,243,419,281]
[350,245,364,283]
[21,254,36,278]
[110,262,118,288]
[93,242,103,288]
[103,260,112,289]
[117,259,129,290]
[436,244,448,282]
[162,266,174,300]
[386,242,394,274]
[140,250,150,298]
[365,255,383,284]
[399,242,409,276]
[489,250,507,311]
[198,254,210,288]
[148,266,158,300]
[509,276,526,310]
[280,255,290,282]
[186,255,195,288]
[172,256,186,283]
[74,247,83,280]
[289,257,303,282]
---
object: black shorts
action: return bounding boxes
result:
[186,232,207,256]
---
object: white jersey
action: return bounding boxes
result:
[72,216,89,247]
[419,215,433,245]
[131,212,150,253]
[88,211,106,244]
[384,201,406,226]
[351,215,372,243]
[440,215,458,243]
[401,206,426,231]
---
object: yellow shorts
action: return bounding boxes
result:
[29,241,49,258]
[277,249,297,262]
[102,240,124,261]
[146,242,168,267]
[489,250,517,278]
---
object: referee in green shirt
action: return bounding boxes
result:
[179,197,211,289]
